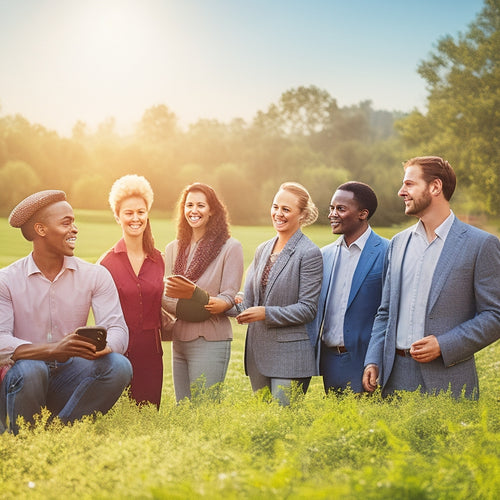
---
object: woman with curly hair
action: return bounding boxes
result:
[100,175,164,408]
[236,182,323,405]
[163,183,244,401]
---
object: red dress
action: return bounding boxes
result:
[100,239,165,408]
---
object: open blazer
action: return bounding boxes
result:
[364,217,500,398]
[307,230,389,375]
[243,229,323,379]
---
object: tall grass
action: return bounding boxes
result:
[0,214,498,499]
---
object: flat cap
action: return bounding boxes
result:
[9,190,67,228]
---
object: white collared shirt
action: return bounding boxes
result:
[322,227,372,347]
[396,212,455,349]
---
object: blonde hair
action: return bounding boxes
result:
[279,181,318,226]
[108,174,156,257]
[108,174,154,216]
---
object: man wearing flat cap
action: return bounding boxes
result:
[0,190,132,434]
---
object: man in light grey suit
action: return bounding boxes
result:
[363,156,500,399]
[307,182,388,394]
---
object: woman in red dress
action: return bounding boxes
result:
[100,175,164,408]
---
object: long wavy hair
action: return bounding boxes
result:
[173,183,230,281]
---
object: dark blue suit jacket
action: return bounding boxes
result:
[307,229,388,375]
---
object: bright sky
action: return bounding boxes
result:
[0,0,484,137]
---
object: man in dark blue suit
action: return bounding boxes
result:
[307,182,388,393]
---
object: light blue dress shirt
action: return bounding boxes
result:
[396,212,455,349]
[322,227,371,347]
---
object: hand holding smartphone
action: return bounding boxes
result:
[75,326,107,351]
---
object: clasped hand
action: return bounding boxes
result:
[410,335,441,363]
[236,306,266,324]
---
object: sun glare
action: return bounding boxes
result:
[71,1,160,66]
[46,0,182,129]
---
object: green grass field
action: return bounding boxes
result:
[0,214,499,499]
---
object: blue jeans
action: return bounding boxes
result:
[172,338,231,402]
[0,353,132,434]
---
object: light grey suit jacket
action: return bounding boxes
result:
[365,217,500,398]
[244,229,323,378]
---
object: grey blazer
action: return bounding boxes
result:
[365,217,500,398]
[244,229,323,378]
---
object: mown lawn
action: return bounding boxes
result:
[0,213,499,499]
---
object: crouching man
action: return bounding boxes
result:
[0,190,132,434]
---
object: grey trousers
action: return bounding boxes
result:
[172,337,231,402]
[383,353,425,396]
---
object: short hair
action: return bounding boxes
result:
[108,175,156,257]
[279,182,319,226]
[336,181,378,219]
[108,175,154,216]
[404,156,456,201]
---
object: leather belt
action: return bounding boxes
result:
[396,348,412,357]
[329,345,347,354]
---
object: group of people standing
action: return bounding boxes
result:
[0,155,499,434]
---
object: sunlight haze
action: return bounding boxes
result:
[0,0,484,136]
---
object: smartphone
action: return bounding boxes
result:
[235,302,245,314]
[235,291,245,314]
[75,326,107,351]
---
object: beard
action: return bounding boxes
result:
[405,191,432,216]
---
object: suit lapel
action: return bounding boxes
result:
[252,238,275,305]
[264,230,302,301]
[427,219,467,312]
[347,232,378,309]
[391,228,413,307]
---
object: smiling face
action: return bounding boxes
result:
[36,201,78,256]
[184,190,212,237]
[398,165,433,218]
[116,196,148,239]
[328,189,368,243]
[271,189,303,237]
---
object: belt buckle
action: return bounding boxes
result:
[397,348,412,357]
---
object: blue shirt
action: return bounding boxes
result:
[396,212,454,349]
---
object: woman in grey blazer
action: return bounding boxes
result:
[237,182,323,405]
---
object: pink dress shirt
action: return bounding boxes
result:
[0,254,129,362]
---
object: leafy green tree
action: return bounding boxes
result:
[213,163,259,225]
[396,0,500,214]
[137,105,178,144]
[300,165,350,223]
[255,85,338,137]
[176,163,211,188]
[71,174,109,210]
[0,160,41,213]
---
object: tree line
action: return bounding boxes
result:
[1,0,498,225]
